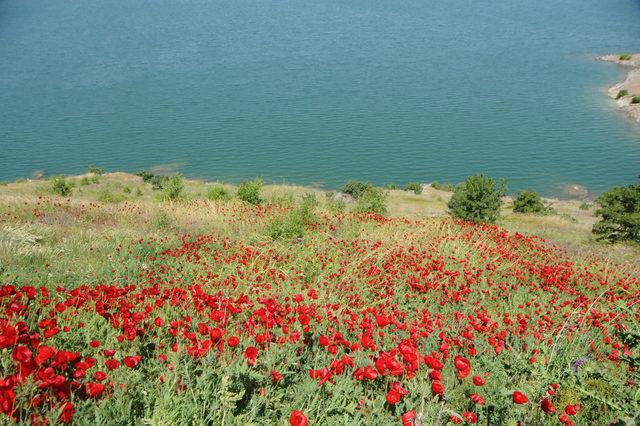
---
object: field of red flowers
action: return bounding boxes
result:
[1,199,639,425]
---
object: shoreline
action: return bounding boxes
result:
[598,54,640,124]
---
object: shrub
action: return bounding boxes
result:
[579,202,592,210]
[513,190,545,214]
[267,194,317,240]
[341,180,373,199]
[616,89,629,99]
[592,177,640,243]
[160,174,184,201]
[448,175,506,223]
[51,176,73,197]
[150,175,169,191]
[387,183,398,190]
[403,182,422,194]
[631,96,640,104]
[80,177,91,186]
[431,182,456,192]
[619,53,632,61]
[237,178,263,205]
[207,185,229,201]
[354,187,388,215]
[123,186,131,194]
[87,165,104,175]
[97,190,125,203]
[136,170,155,183]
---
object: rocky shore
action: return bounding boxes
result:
[599,54,640,124]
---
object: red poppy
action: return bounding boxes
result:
[512,391,528,404]
[289,410,308,426]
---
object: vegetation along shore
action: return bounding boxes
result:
[599,53,640,123]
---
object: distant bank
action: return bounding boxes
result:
[599,54,640,124]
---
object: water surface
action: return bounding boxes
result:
[1,0,640,196]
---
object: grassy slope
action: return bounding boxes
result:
[0,173,639,425]
[1,172,638,299]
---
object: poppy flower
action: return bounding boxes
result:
[289,410,308,426]
[540,397,555,413]
[123,355,141,368]
[512,391,528,404]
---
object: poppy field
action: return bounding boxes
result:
[1,183,639,425]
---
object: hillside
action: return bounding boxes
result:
[0,173,639,425]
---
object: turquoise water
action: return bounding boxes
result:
[1,0,639,196]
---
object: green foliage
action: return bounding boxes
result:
[152,211,174,230]
[97,190,126,203]
[387,183,398,190]
[150,175,169,191]
[448,175,506,223]
[631,96,640,104]
[237,178,263,205]
[592,177,640,243]
[341,180,374,199]
[354,187,388,215]
[616,89,629,99]
[267,194,318,240]
[207,185,229,201]
[513,190,545,214]
[123,186,131,194]
[80,175,100,186]
[580,202,592,211]
[619,54,632,61]
[431,181,456,192]
[160,174,185,201]
[51,176,73,197]
[135,170,155,183]
[87,165,104,175]
[403,182,423,194]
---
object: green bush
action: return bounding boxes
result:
[87,165,104,175]
[631,96,640,104]
[267,193,318,240]
[354,187,388,215]
[341,180,373,199]
[207,185,229,201]
[619,53,632,61]
[403,182,423,194]
[237,178,263,205]
[97,190,126,203]
[592,177,640,243]
[513,190,545,214]
[149,175,169,191]
[387,183,398,190]
[136,170,155,183]
[448,175,506,223]
[160,174,184,201]
[616,89,629,99]
[431,182,456,192]
[579,202,592,211]
[51,176,73,197]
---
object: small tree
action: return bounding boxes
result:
[404,182,423,194]
[341,181,373,199]
[52,176,73,197]
[354,187,388,215]
[513,190,545,214]
[448,175,506,223]
[237,178,263,205]
[207,185,229,201]
[160,173,184,201]
[592,177,640,243]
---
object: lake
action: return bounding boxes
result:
[1,0,640,196]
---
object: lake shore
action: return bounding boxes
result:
[599,54,640,124]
